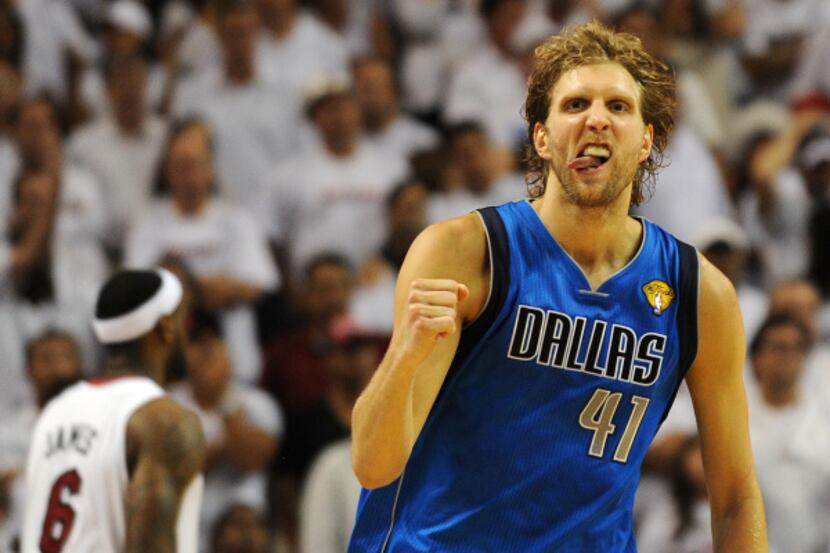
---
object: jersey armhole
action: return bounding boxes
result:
[660,241,700,422]
[455,207,510,363]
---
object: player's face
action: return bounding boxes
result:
[534,63,653,208]
[167,127,213,213]
[752,325,807,391]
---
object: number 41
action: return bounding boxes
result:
[578,388,650,464]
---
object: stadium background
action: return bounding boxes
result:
[1,0,830,551]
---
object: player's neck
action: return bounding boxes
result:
[534,191,642,283]
[103,353,162,385]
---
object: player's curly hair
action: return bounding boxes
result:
[523,21,677,205]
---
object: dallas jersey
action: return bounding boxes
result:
[21,376,203,553]
[348,200,699,552]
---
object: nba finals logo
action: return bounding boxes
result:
[642,280,675,316]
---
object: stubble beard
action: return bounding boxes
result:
[551,155,640,209]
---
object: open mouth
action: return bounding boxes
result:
[568,144,612,173]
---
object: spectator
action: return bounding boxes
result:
[736,113,830,282]
[0,3,23,69]
[0,61,21,221]
[0,330,83,551]
[307,0,392,59]
[350,179,428,334]
[68,52,167,259]
[4,96,108,372]
[739,0,826,101]
[261,253,355,419]
[78,0,168,118]
[637,435,712,553]
[747,314,830,553]
[255,0,348,108]
[444,0,529,151]
[125,119,279,382]
[274,319,381,553]
[428,122,524,224]
[211,504,272,553]
[175,0,300,216]
[15,0,98,101]
[266,74,407,276]
[696,218,768,343]
[352,56,439,161]
[171,314,283,549]
[767,279,830,404]
[298,438,361,553]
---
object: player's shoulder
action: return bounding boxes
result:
[128,397,205,474]
[411,212,488,269]
[696,252,739,310]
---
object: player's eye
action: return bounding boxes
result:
[609,101,629,113]
[564,99,587,111]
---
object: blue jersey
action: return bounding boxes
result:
[348,200,699,553]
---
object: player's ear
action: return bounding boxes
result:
[533,122,553,161]
[155,314,176,345]
[638,124,654,163]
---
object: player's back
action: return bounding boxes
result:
[21,376,176,553]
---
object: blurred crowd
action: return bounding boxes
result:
[1,0,830,552]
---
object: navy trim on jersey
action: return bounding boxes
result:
[433,207,511,406]
[660,240,699,421]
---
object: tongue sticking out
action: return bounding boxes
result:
[569,144,611,171]
[568,156,599,170]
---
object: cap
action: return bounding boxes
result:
[108,0,152,39]
[695,218,750,252]
[303,72,353,117]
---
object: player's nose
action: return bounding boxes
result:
[585,100,611,131]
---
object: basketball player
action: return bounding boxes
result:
[348,22,767,552]
[21,269,206,552]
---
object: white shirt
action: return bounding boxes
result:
[444,42,528,149]
[738,168,810,281]
[257,12,348,106]
[365,115,440,161]
[634,124,734,244]
[67,116,167,248]
[0,403,37,550]
[78,64,169,118]
[738,284,768,346]
[791,23,830,100]
[175,74,300,215]
[748,387,830,553]
[349,264,396,334]
[268,142,408,274]
[171,383,283,551]
[0,137,17,224]
[125,199,279,382]
[299,439,361,553]
[741,0,827,57]
[22,377,203,553]
[0,163,107,404]
[427,173,526,224]
[17,0,98,100]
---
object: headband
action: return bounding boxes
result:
[92,268,183,344]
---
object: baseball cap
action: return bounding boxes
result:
[695,218,750,252]
[108,0,153,39]
[303,72,353,117]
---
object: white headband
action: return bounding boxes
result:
[93,268,183,344]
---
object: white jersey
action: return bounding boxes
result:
[21,376,203,553]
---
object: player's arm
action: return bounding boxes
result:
[351,214,489,489]
[125,397,206,553]
[685,254,768,552]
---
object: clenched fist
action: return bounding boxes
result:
[397,278,470,367]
